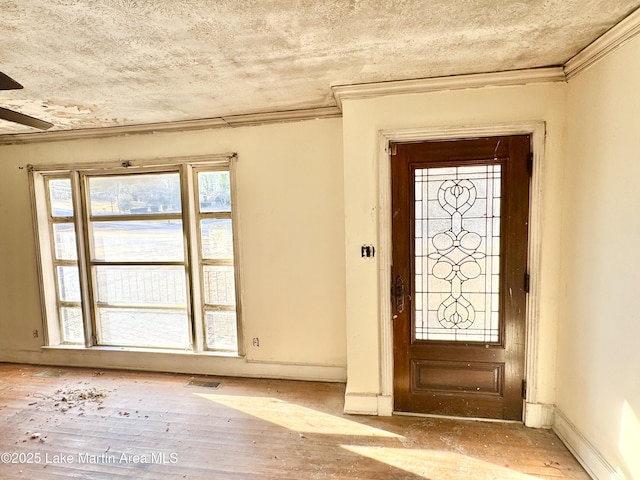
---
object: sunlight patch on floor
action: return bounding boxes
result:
[342,445,543,480]
[195,392,402,438]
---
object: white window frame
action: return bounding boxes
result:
[29,154,243,355]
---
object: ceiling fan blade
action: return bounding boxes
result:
[0,106,53,130]
[0,72,23,90]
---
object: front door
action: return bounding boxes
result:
[391,135,530,420]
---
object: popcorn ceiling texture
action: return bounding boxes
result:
[0,0,638,133]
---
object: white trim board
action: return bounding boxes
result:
[332,68,565,109]
[0,106,342,146]
[1,348,347,383]
[554,409,622,480]
[524,402,555,429]
[375,122,547,426]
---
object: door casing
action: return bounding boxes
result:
[376,122,546,425]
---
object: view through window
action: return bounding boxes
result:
[33,159,239,353]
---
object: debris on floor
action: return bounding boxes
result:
[28,387,109,413]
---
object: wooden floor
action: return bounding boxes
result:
[0,363,589,480]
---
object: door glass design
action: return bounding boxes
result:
[414,165,501,342]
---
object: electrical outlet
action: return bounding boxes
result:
[252,337,260,347]
[33,329,39,338]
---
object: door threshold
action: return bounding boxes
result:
[393,411,522,424]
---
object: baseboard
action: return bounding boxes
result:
[553,409,622,480]
[343,393,379,415]
[345,395,556,422]
[343,393,394,416]
[524,402,555,428]
[0,348,347,383]
[377,395,393,416]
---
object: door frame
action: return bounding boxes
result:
[377,121,547,426]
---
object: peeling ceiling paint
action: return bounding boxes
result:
[1,0,639,134]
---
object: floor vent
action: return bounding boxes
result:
[186,378,221,389]
[33,369,66,378]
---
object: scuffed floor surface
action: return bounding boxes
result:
[0,363,589,479]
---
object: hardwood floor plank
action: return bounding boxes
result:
[0,364,589,479]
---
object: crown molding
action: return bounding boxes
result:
[331,67,566,109]
[0,106,342,146]
[223,106,341,127]
[564,7,640,80]
[0,117,228,146]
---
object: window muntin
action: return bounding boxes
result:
[34,159,240,353]
[45,177,84,344]
[196,169,238,351]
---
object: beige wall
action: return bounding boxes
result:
[0,118,347,381]
[559,34,640,479]
[341,82,567,419]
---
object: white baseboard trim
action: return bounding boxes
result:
[343,393,393,416]
[524,402,555,428]
[553,409,622,480]
[377,395,393,416]
[0,348,347,383]
[343,393,379,415]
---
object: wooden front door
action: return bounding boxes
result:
[391,136,530,420]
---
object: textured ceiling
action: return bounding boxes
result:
[1,0,639,134]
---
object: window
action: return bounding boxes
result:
[196,170,238,350]
[30,156,241,354]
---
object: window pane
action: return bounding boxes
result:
[198,171,231,213]
[201,219,234,259]
[414,165,502,343]
[98,308,189,349]
[92,220,184,262]
[53,223,77,260]
[49,179,73,217]
[89,173,181,216]
[205,311,237,351]
[57,266,81,302]
[96,266,187,306]
[61,307,83,343]
[203,266,236,305]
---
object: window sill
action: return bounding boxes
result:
[41,344,244,359]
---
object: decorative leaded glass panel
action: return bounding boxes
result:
[414,165,501,342]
